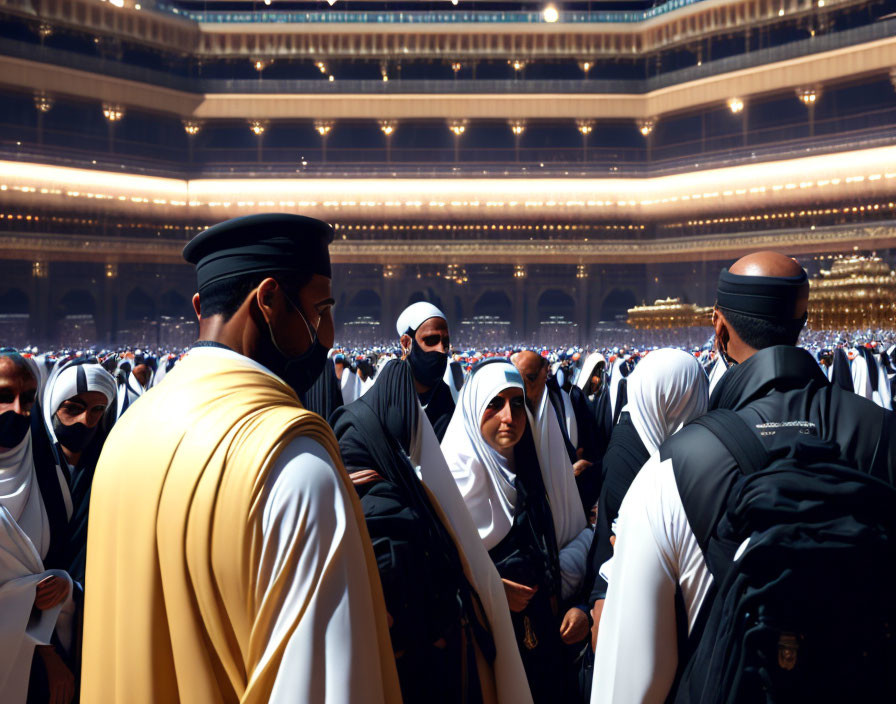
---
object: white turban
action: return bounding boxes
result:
[45,362,117,419]
[396,302,446,337]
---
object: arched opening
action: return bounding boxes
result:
[121,287,157,348]
[56,289,97,347]
[600,288,637,323]
[405,289,443,312]
[159,290,189,318]
[125,288,155,320]
[340,289,382,344]
[536,288,577,346]
[0,288,30,348]
[464,289,513,346]
[159,290,196,350]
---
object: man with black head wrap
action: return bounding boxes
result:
[396,302,456,441]
[82,214,401,704]
[591,252,896,704]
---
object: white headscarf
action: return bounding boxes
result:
[608,356,626,419]
[440,361,523,551]
[43,361,117,445]
[339,368,362,405]
[385,364,533,704]
[530,381,588,550]
[849,350,873,401]
[576,352,606,394]
[396,302,446,337]
[623,348,709,456]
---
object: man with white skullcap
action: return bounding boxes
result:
[396,302,456,441]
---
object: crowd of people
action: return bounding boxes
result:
[1,213,895,704]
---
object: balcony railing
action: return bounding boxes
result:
[3,104,895,179]
[1,18,893,94]
[157,0,703,25]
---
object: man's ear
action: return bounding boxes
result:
[192,293,201,321]
[255,278,279,325]
[400,333,412,355]
[712,308,729,349]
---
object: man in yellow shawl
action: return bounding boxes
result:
[81,213,401,704]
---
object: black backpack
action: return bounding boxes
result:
[673,409,896,704]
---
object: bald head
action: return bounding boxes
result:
[511,351,548,411]
[728,251,809,316]
[714,251,809,363]
[729,250,803,277]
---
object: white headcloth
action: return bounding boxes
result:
[396,302,446,337]
[623,348,709,456]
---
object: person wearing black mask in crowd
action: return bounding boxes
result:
[36,355,118,700]
[0,350,76,704]
[81,214,401,703]
[396,302,455,441]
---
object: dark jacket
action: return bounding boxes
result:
[665,345,896,550]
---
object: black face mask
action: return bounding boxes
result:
[0,410,30,449]
[267,290,330,397]
[407,339,448,389]
[52,415,98,454]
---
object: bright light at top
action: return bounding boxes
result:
[543,4,559,23]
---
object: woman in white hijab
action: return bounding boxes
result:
[442,359,586,703]
[585,348,708,674]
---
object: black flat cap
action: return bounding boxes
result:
[183,213,334,291]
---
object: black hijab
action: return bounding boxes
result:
[301,358,343,425]
[831,347,854,393]
[331,360,496,661]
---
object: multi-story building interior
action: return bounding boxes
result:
[1,0,894,346]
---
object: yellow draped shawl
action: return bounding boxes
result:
[81,352,401,703]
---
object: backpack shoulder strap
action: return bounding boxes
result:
[690,408,768,476]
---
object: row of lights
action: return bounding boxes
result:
[663,201,896,229]
[7,172,894,209]
[233,118,623,139]
[30,84,826,138]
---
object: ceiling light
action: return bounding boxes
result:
[543,4,559,23]
[576,119,594,136]
[637,118,655,136]
[182,120,202,136]
[102,103,124,122]
[449,119,468,136]
[248,120,268,136]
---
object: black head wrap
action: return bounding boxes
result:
[716,267,808,320]
[183,213,333,292]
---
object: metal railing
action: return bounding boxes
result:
[3,104,895,179]
[1,18,893,95]
[156,0,702,25]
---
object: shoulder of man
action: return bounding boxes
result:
[659,420,742,552]
[816,383,895,484]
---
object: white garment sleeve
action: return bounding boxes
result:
[258,436,388,704]
[591,455,714,704]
